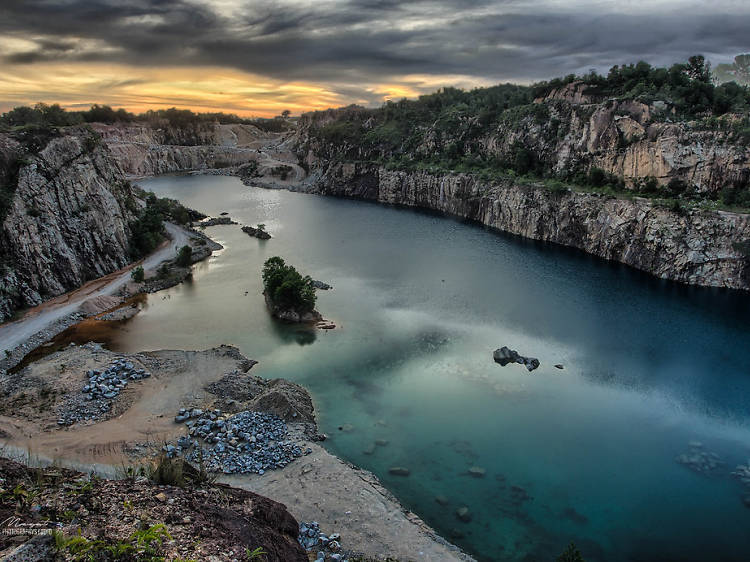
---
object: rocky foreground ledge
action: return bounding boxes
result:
[0,344,472,561]
[0,457,307,561]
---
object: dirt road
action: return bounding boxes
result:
[0,223,190,354]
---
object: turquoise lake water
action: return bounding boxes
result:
[106,175,750,561]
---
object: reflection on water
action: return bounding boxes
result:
[11,294,148,373]
[57,174,750,561]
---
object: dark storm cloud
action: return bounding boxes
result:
[1,0,749,87]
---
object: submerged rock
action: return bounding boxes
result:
[676,442,725,475]
[455,506,472,523]
[731,460,750,487]
[468,466,486,478]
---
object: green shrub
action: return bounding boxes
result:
[262,256,316,313]
[176,245,192,267]
[129,205,165,258]
[130,266,145,283]
[128,192,192,259]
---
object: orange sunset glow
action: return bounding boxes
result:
[3,1,746,116]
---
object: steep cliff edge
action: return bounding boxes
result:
[292,87,750,291]
[302,161,750,290]
[0,128,139,322]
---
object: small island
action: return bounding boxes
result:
[243,223,271,240]
[262,256,322,322]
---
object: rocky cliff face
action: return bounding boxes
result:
[293,92,750,290]
[305,161,750,290]
[483,88,750,194]
[93,123,267,176]
[299,84,750,195]
[0,129,138,322]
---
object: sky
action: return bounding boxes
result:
[0,0,748,117]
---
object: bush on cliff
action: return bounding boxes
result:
[176,245,193,267]
[262,257,316,313]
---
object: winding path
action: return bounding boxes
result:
[0,223,190,354]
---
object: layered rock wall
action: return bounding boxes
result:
[93,123,268,176]
[0,130,138,321]
[307,161,750,290]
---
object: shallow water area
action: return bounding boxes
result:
[66,174,750,561]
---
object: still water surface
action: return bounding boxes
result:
[89,175,750,560]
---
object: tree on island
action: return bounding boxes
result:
[262,257,316,313]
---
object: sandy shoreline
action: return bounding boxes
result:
[0,159,475,560]
[0,342,474,561]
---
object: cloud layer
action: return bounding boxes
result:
[1,0,748,114]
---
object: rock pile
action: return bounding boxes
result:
[56,359,151,426]
[493,346,540,372]
[82,360,151,400]
[170,409,305,474]
[57,398,112,426]
[298,521,348,562]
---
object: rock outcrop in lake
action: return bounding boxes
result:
[264,293,322,323]
[262,257,323,323]
[0,129,139,322]
[242,225,272,239]
[493,347,540,372]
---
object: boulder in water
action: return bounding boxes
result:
[493,346,519,366]
[435,495,449,506]
[493,346,540,372]
[242,225,271,240]
[312,280,332,290]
